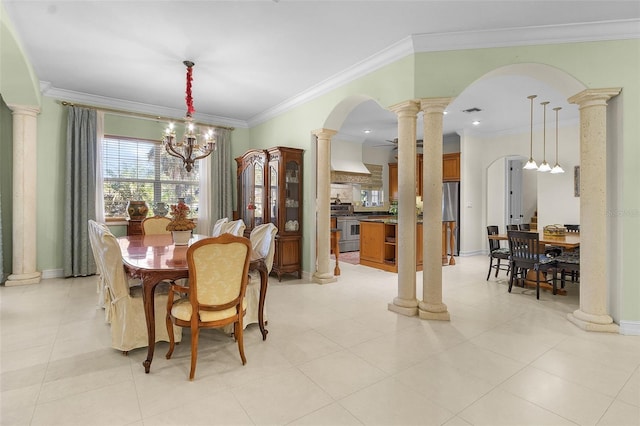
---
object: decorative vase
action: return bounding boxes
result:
[127,200,148,220]
[172,230,192,246]
[153,202,169,217]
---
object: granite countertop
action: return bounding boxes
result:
[359,217,424,224]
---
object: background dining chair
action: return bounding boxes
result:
[486,226,510,280]
[245,223,277,329]
[93,224,181,352]
[565,224,580,233]
[518,223,531,231]
[88,220,110,309]
[211,217,229,237]
[507,230,557,299]
[220,219,246,237]
[506,224,519,231]
[141,216,172,235]
[165,234,252,380]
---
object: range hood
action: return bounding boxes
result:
[330,139,371,175]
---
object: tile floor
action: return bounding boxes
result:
[1,255,639,425]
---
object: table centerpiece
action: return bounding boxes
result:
[166,200,196,245]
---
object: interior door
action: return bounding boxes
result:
[507,159,524,225]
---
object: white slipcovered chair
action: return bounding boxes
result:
[88,220,110,309]
[92,224,182,353]
[220,219,246,237]
[211,217,229,237]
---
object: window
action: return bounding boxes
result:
[102,135,200,218]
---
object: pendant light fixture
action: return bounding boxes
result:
[550,106,565,174]
[523,95,539,170]
[537,101,552,172]
[162,61,216,172]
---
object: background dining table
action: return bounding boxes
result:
[118,233,268,373]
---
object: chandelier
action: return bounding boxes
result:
[162,61,216,172]
[523,95,563,173]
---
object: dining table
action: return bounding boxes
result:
[117,233,268,374]
[488,230,580,250]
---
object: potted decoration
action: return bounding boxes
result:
[166,200,196,245]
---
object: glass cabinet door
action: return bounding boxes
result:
[270,164,278,227]
[253,162,264,227]
[284,160,300,231]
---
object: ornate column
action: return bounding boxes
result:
[567,88,621,332]
[312,128,338,284]
[6,105,41,286]
[388,100,419,316]
[419,98,454,320]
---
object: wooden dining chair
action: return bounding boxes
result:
[165,234,252,380]
[518,223,531,231]
[507,230,557,299]
[506,224,519,231]
[141,216,172,235]
[486,226,510,280]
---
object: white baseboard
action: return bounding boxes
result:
[619,321,640,336]
[41,269,64,279]
[459,250,486,257]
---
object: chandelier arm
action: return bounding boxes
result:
[164,142,188,160]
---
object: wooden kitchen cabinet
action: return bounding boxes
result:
[388,163,398,202]
[443,152,460,181]
[359,219,423,272]
[237,147,304,281]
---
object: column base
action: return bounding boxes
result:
[418,301,450,321]
[387,297,418,317]
[312,272,337,284]
[567,310,619,333]
[6,271,41,286]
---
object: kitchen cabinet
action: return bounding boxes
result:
[388,152,460,201]
[236,147,304,281]
[359,219,423,272]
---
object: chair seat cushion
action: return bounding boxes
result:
[491,248,510,255]
[171,298,248,323]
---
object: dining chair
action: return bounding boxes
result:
[518,223,531,231]
[220,219,246,237]
[211,217,229,237]
[506,224,519,231]
[88,220,110,309]
[141,216,172,235]
[565,224,580,233]
[553,250,580,288]
[165,234,252,380]
[507,230,557,299]
[93,223,181,353]
[246,223,277,328]
[486,226,510,280]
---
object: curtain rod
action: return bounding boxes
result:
[59,101,235,131]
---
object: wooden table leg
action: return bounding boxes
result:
[448,221,456,265]
[331,230,341,276]
[442,223,448,265]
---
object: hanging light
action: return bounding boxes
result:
[162,61,216,172]
[537,101,552,172]
[550,107,565,174]
[523,95,538,170]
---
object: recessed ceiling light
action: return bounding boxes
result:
[472,120,480,126]
[443,111,448,115]
[363,129,371,134]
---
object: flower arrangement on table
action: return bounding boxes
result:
[166,200,196,231]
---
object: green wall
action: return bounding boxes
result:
[1,98,12,278]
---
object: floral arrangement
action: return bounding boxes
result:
[166,200,196,231]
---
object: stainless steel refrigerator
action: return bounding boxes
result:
[442,182,460,256]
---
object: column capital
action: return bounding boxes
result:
[388,100,420,117]
[312,128,338,140]
[419,97,455,114]
[7,104,41,117]
[568,88,621,108]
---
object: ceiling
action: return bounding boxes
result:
[4,1,639,146]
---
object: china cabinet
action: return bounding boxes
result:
[236,147,304,280]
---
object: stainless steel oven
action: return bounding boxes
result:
[337,216,361,252]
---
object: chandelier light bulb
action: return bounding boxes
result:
[538,101,550,173]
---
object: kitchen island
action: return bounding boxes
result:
[359,218,455,272]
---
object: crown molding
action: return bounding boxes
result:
[40,83,249,128]
[412,19,640,52]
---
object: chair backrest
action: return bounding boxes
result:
[142,216,172,235]
[88,220,110,273]
[565,224,580,233]
[486,226,502,252]
[187,234,252,309]
[506,224,519,231]
[220,219,246,237]
[94,224,130,301]
[211,217,229,237]
[507,230,543,267]
[518,223,531,231]
[250,223,278,273]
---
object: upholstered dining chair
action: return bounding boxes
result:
[486,226,510,280]
[141,216,172,235]
[211,217,229,237]
[220,219,246,237]
[88,220,110,308]
[165,234,252,380]
[93,223,181,352]
[507,230,557,299]
[245,223,277,329]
